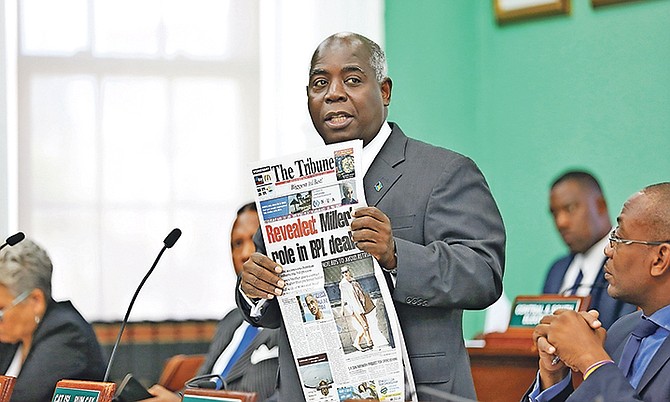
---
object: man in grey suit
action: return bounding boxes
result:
[145,203,279,401]
[526,183,670,402]
[237,32,505,401]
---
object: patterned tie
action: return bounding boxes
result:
[617,317,660,379]
[221,325,259,379]
[568,268,584,295]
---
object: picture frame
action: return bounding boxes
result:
[592,0,641,7]
[494,0,571,23]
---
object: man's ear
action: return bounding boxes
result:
[650,243,670,277]
[381,78,392,106]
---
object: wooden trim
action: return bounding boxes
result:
[494,0,571,23]
[93,320,218,345]
[0,376,16,402]
[182,388,258,402]
[53,380,116,402]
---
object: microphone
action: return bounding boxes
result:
[103,228,182,382]
[184,373,227,390]
[0,232,25,252]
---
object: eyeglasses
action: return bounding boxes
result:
[0,291,30,321]
[608,229,670,249]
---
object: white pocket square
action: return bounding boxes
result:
[250,344,279,365]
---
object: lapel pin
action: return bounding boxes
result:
[374,181,383,192]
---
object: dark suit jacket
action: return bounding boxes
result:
[523,311,670,402]
[197,309,279,401]
[236,123,506,401]
[543,255,636,329]
[0,300,105,401]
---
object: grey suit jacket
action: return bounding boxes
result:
[524,311,670,402]
[198,309,280,401]
[237,123,506,401]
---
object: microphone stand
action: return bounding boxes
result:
[103,228,182,382]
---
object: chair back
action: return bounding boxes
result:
[158,354,206,391]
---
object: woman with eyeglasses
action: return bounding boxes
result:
[0,238,105,401]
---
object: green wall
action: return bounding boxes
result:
[385,0,670,339]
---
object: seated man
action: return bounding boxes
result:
[525,182,670,401]
[145,203,279,401]
[544,170,635,328]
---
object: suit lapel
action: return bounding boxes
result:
[637,333,670,392]
[546,256,573,294]
[364,124,406,207]
[202,311,244,374]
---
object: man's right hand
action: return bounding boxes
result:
[140,384,180,402]
[240,252,285,299]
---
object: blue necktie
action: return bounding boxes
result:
[221,325,259,379]
[618,317,659,380]
[568,269,583,295]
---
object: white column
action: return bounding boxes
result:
[0,0,18,233]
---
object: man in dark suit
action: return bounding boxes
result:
[544,170,636,328]
[526,182,670,402]
[236,32,505,401]
[146,203,279,401]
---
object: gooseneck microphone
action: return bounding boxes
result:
[184,373,227,390]
[103,228,182,382]
[0,232,26,252]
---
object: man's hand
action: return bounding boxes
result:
[140,384,180,402]
[351,207,396,269]
[240,252,285,299]
[534,309,609,389]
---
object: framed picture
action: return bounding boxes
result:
[592,0,641,6]
[494,0,571,23]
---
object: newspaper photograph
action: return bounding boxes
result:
[250,140,407,401]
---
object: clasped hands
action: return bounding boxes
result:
[240,207,396,300]
[533,309,611,389]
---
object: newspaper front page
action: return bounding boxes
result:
[250,140,407,401]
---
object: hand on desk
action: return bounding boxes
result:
[139,384,180,402]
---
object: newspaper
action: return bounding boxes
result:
[250,140,408,401]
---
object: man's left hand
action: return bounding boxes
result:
[351,207,397,269]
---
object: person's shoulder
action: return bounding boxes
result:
[549,254,573,270]
[33,301,103,363]
[219,308,245,326]
[389,123,474,167]
[44,300,94,328]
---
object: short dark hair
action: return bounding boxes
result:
[311,32,388,84]
[639,182,670,240]
[236,202,256,216]
[551,170,603,195]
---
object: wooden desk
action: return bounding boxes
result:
[468,345,537,402]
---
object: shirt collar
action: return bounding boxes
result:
[645,304,670,333]
[361,121,392,176]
